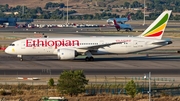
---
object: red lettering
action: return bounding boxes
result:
[48,40,54,47]
[33,40,36,47]
[60,39,64,46]
[45,39,47,47]
[37,39,44,47]
[65,40,71,46]
[72,40,79,46]
[55,40,61,49]
[26,39,32,47]
[116,39,131,42]
[25,39,80,48]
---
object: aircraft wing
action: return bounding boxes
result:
[78,41,124,50]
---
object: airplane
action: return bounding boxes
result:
[107,14,131,24]
[113,19,133,31]
[5,10,172,61]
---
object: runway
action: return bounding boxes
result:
[0,69,180,76]
[1,53,180,76]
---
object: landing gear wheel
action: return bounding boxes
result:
[89,57,94,61]
[85,57,94,61]
[17,55,23,61]
[85,57,89,61]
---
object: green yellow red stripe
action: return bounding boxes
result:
[143,13,168,37]
[144,23,166,36]
[145,31,163,37]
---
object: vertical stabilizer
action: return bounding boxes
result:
[127,14,131,20]
[113,19,120,31]
[138,10,172,39]
[113,19,118,25]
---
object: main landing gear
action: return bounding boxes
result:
[117,28,120,31]
[84,51,94,61]
[85,56,94,61]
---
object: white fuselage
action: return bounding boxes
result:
[5,36,170,56]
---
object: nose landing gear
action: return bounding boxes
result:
[17,55,23,61]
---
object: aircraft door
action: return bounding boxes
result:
[21,41,26,49]
[133,40,144,47]
[133,40,138,47]
[137,41,144,47]
[99,40,104,45]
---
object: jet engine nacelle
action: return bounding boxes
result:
[57,48,78,60]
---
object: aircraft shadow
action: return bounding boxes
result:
[74,56,180,62]
[2,54,180,62]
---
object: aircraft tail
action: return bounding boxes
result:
[113,19,118,25]
[127,14,131,20]
[113,19,120,31]
[138,10,172,39]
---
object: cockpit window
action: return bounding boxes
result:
[9,44,15,46]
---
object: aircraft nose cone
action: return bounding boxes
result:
[5,47,9,53]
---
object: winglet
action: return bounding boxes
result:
[138,10,172,39]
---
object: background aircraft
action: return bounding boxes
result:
[113,19,133,31]
[107,14,131,24]
[5,10,172,61]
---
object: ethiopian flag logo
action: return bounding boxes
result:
[143,13,168,37]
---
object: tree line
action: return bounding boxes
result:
[0,0,180,20]
[48,70,136,98]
